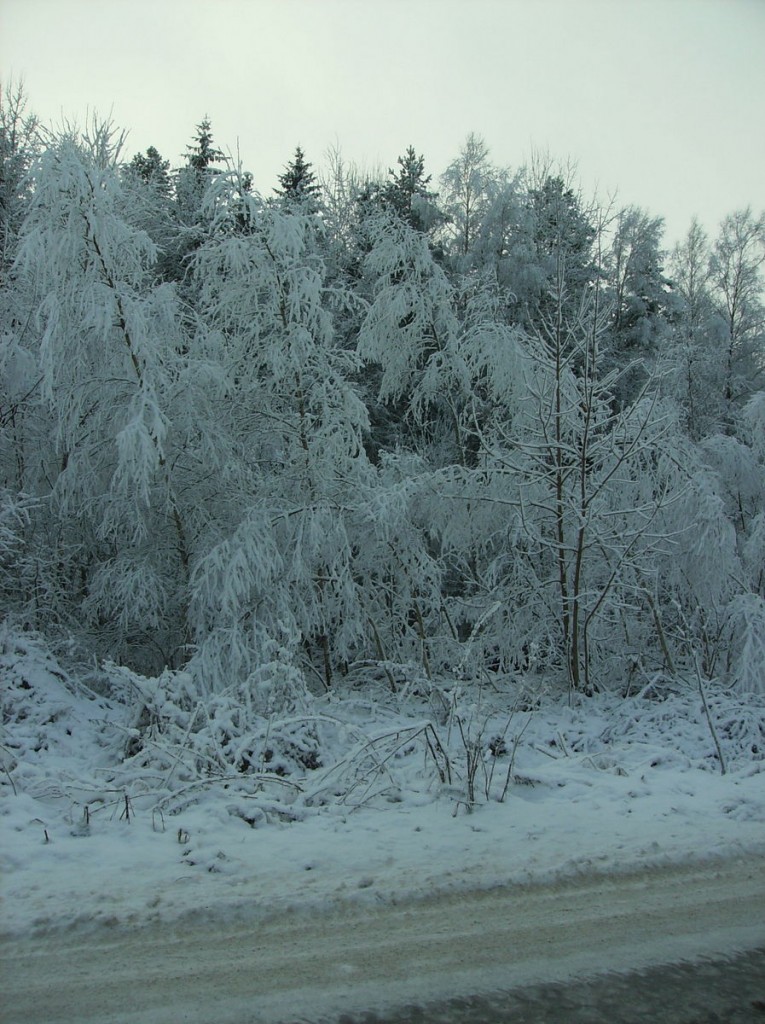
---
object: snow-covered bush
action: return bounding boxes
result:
[0,623,121,806]
[727,595,765,696]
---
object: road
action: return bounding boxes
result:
[2,855,764,1023]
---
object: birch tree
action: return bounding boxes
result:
[429,227,687,693]
[709,208,765,429]
[440,133,497,262]
[12,123,193,670]
[187,175,376,693]
[667,219,724,439]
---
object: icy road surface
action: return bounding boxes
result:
[2,855,764,1024]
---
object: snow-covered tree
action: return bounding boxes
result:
[429,240,688,693]
[440,133,497,261]
[604,206,674,406]
[666,219,724,439]
[708,207,765,429]
[528,173,597,322]
[10,123,194,670]
[126,145,171,193]
[187,175,378,692]
[120,145,181,283]
[378,146,443,234]
[470,174,540,312]
[166,118,226,281]
[357,209,465,461]
[318,144,378,277]
[0,80,40,273]
[275,145,321,213]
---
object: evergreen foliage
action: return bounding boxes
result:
[379,145,443,233]
[184,117,224,174]
[164,118,227,282]
[126,145,171,193]
[275,145,321,212]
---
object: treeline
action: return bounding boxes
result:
[1,88,764,706]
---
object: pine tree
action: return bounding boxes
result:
[524,173,598,340]
[176,117,225,220]
[529,175,595,285]
[380,146,442,233]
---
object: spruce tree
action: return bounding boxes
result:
[275,145,321,211]
[169,119,226,281]
[185,117,224,175]
[127,146,171,195]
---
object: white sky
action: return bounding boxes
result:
[2,0,764,246]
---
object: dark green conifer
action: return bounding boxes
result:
[275,146,321,211]
[380,146,441,232]
[127,146,171,195]
[185,118,224,175]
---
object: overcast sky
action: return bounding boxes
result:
[2,0,764,246]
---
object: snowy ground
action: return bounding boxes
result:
[2,629,765,1020]
[3,729,765,941]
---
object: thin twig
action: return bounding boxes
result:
[694,658,727,775]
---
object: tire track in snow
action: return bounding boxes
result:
[2,855,765,1024]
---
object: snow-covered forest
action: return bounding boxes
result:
[1,84,764,836]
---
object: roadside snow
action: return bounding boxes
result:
[2,633,764,940]
[4,755,765,941]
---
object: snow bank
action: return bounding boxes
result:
[2,626,764,939]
